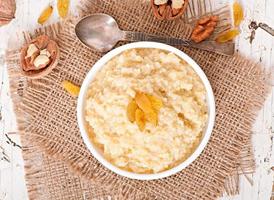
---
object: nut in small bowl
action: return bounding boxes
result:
[20,35,60,79]
[151,0,189,20]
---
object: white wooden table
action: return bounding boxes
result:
[0,0,273,199]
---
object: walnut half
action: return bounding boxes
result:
[191,15,219,43]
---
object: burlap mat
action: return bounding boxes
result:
[5,0,271,199]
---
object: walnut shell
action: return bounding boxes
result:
[151,0,189,20]
[20,35,60,79]
[0,0,16,26]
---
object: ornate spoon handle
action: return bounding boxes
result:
[123,31,191,46]
[258,23,274,36]
[122,31,235,56]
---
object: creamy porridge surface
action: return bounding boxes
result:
[85,48,208,173]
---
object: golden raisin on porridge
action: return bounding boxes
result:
[135,92,154,114]
[135,108,146,131]
[127,100,138,123]
[126,92,163,130]
[147,94,163,113]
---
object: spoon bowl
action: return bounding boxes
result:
[75,14,124,52]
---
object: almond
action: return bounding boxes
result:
[154,0,168,5]
[33,54,50,69]
[40,49,51,57]
[25,44,39,58]
[171,0,184,9]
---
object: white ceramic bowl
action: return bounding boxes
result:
[77,42,215,180]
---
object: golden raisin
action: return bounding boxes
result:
[127,92,163,128]
[215,29,240,43]
[127,100,138,123]
[145,111,158,126]
[135,108,146,131]
[233,1,244,27]
[62,80,80,97]
[147,95,163,113]
[57,0,70,18]
[38,5,53,25]
[135,92,154,113]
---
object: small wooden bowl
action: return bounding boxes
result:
[151,0,189,20]
[20,35,60,79]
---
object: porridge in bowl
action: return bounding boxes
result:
[84,48,208,174]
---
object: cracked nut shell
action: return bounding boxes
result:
[20,35,60,79]
[151,0,189,20]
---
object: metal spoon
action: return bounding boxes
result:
[75,13,234,55]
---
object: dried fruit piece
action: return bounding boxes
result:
[233,1,244,27]
[215,29,240,43]
[147,95,163,112]
[38,5,53,25]
[127,100,138,123]
[57,0,70,18]
[145,110,158,126]
[191,15,219,43]
[62,80,80,97]
[135,93,161,126]
[135,108,146,131]
[135,92,154,114]
[127,92,163,128]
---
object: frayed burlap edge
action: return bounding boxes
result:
[5,20,154,200]
[5,23,62,199]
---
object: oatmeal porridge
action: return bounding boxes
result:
[85,48,208,174]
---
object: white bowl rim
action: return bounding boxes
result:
[77,42,215,180]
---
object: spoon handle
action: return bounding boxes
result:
[258,23,274,36]
[123,31,191,46]
[122,31,234,55]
